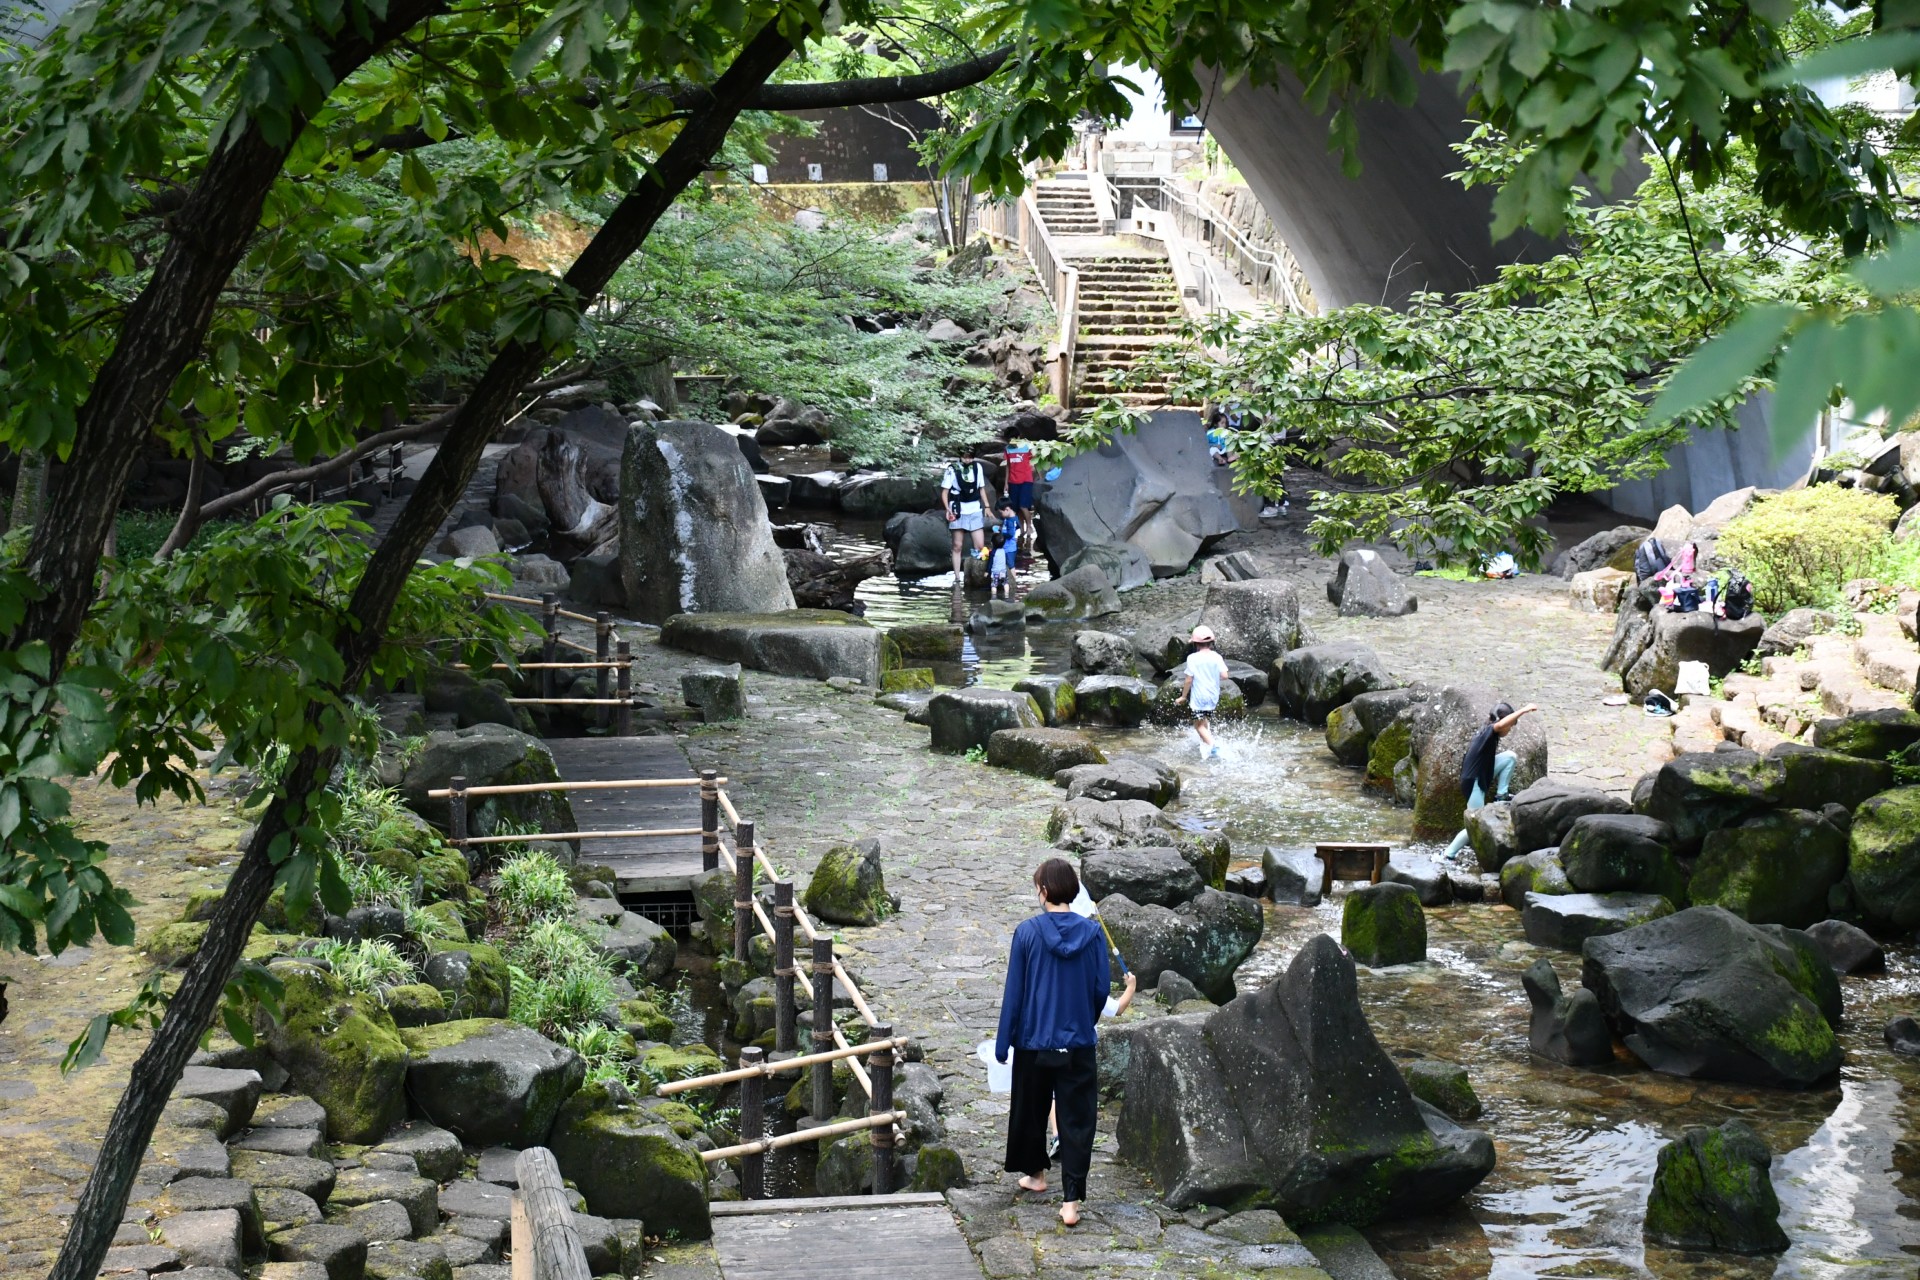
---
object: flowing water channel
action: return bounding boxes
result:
[708,543,1920,1274]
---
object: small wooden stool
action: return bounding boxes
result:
[1315,842,1392,896]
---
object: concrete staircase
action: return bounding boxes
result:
[1070,255,1188,406]
[1033,180,1099,235]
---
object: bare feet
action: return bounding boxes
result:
[1060,1201,1081,1227]
[1017,1175,1048,1193]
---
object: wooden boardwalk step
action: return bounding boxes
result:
[541,736,706,892]
[711,1194,983,1279]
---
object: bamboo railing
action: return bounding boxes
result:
[478,592,635,732]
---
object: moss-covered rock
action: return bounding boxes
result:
[639,1042,724,1083]
[690,867,734,938]
[420,944,511,1020]
[1341,882,1426,966]
[184,884,296,929]
[1174,829,1231,890]
[1365,716,1412,790]
[1643,1119,1788,1254]
[1848,786,1920,932]
[1325,703,1372,767]
[414,899,469,943]
[382,983,447,1028]
[1559,814,1688,904]
[1402,1060,1481,1120]
[1691,808,1848,928]
[401,1018,585,1148]
[1148,676,1246,725]
[1810,707,1920,761]
[1014,675,1076,726]
[259,963,410,1143]
[985,728,1105,778]
[547,1081,711,1237]
[1500,848,1571,911]
[416,852,471,903]
[880,666,935,693]
[803,838,893,926]
[910,1144,970,1192]
[362,846,420,885]
[639,1097,707,1139]
[399,723,577,849]
[618,998,674,1042]
[888,623,963,661]
[144,920,210,967]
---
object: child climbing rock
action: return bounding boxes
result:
[1444,701,1538,857]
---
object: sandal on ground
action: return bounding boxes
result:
[1017,1176,1048,1194]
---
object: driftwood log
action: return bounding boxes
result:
[785,547,889,612]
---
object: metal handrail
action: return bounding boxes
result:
[980,192,1081,409]
[1109,174,1310,316]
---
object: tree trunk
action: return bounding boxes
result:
[8,450,48,535]
[4,0,446,672]
[44,24,801,1280]
[155,447,208,561]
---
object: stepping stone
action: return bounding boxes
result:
[175,1269,245,1280]
[473,1148,520,1188]
[372,1124,463,1184]
[1231,1242,1322,1271]
[171,1067,263,1139]
[175,1140,232,1179]
[267,1225,368,1280]
[1522,891,1674,951]
[232,1128,325,1159]
[165,1178,265,1252]
[260,1263,331,1280]
[443,1218,506,1250]
[429,1233,494,1269]
[253,1096,328,1131]
[162,1098,232,1134]
[159,1209,244,1274]
[232,1152,338,1203]
[328,1169,437,1239]
[365,1239,449,1280]
[436,1180,512,1221]
[359,1152,420,1173]
[334,1200,413,1244]
[452,1268,510,1280]
[256,1188,323,1230]
[102,1245,180,1273]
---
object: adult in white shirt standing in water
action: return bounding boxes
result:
[1175,625,1231,759]
[941,444,992,578]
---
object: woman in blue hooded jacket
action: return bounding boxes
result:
[995,857,1109,1227]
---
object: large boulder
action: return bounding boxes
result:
[1643,1120,1788,1255]
[1520,958,1613,1066]
[882,511,955,581]
[1810,707,1920,761]
[1771,743,1894,812]
[1802,918,1885,974]
[1069,630,1137,675]
[926,687,1041,753]
[1262,847,1325,907]
[257,965,409,1144]
[1558,815,1686,902]
[400,1020,584,1148]
[1580,907,1842,1087]
[1022,565,1120,621]
[1055,755,1180,807]
[1198,580,1309,671]
[584,908,676,982]
[1510,780,1633,855]
[802,838,893,926]
[1551,525,1648,579]
[1847,786,1920,932]
[1097,890,1263,1001]
[1690,808,1849,928]
[546,1082,710,1239]
[1326,549,1416,617]
[1465,802,1519,872]
[1408,686,1548,838]
[1500,848,1570,910]
[420,945,511,1020]
[1633,748,1783,852]
[1273,643,1394,724]
[1622,611,1766,698]
[1524,891,1674,950]
[1151,674,1246,724]
[1061,542,1152,592]
[1080,847,1205,908]
[1072,675,1157,727]
[1758,607,1841,659]
[1036,411,1259,576]
[618,420,793,623]
[987,727,1105,778]
[1116,936,1494,1220]
[837,470,940,518]
[1046,799,1229,885]
[1324,703,1373,767]
[399,724,576,840]
[1341,883,1426,966]
[660,610,884,686]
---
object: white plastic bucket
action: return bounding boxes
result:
[976,1040,1012,1093]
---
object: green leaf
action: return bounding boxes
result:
[1850,236,1920,298]
[1762,31,1920,87]
[1647,304,1799,425]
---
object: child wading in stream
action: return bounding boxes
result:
[1175,625,1231,759]
[1444,701,1538,857]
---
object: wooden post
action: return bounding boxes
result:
[540,593,559,699]
[514,1148,590,1280]
[739,1047,766,1199]
[594,612,613,731]
[869,1022,895,1195]
[700,770,720,872]
[615,642,633,736]
[734,821,756,964]
[388,443,401,497]
[810,935,835,1121]
[773,880,797,1054]
[448,776,469,857]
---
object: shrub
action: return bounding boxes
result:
[347,862,412,911]
[505,917,620,1038]
[303,938,418,995]
[1716,486,1898,612]
[495,850,574,925]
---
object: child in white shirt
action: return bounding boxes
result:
[1176,624,1232,759]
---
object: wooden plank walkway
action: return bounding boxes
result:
[542,736,705,893]
[710,1194,985,1280]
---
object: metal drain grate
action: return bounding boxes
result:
[623,890,698,936]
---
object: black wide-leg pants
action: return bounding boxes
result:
[1002,1045,1098,1202]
